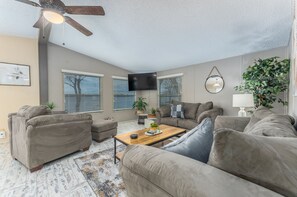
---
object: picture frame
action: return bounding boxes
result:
[0,62,31,86]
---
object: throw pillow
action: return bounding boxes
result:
[196,101,213,118]
[162,118,213,163]
[208,129,297,197]
[158,105,171,117]
[171,104,184,118]
[245,114,296,137]
[183,102,199,120]
[243,106,274,132]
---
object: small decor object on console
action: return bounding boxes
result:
[145,123,162,136]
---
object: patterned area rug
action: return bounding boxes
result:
[74,145,126,197]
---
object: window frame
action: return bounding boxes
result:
[62,69,104,113]
[158,73,183,107]
[112,76,136,111]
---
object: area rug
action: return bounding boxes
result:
[74,145,126,197]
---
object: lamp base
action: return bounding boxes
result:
[238,107,247,117]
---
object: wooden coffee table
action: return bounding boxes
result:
[113,124,186,164]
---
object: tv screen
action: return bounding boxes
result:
[128,72,157,91]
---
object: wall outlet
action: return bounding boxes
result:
[0,130,6,139]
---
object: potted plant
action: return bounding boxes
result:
[150,107,156,116]
[235,57,290,109]
[132,97,148,114]
[46,102,56,110]
[150,122,159,131]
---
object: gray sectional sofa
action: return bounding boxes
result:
[120,107,297,197]
[156,101,223,129]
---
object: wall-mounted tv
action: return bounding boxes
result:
[128,72,157,91]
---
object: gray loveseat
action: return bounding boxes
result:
[8,105,93,172]
[120,107,297,197]
[156,101,223,129]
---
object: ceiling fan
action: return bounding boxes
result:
[15,0,105,36]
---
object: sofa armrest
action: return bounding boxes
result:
[215,116,250,132]
[119,145,280,197]
[197,107,223,124]
[26,113,92,128]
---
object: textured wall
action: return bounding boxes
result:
[139,47,289,116]
[0,35,39,131]
[47,43,136,122]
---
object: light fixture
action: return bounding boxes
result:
[232,94,254,117]
[43,10,65,24]
[213,79,220,87]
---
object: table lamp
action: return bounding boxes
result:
[232,94,254,117]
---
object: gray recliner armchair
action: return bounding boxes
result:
[8,105,93,172]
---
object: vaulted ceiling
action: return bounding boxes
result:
[0,0,293,72]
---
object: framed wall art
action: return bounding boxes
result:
[0,62,31,86]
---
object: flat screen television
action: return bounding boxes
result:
[128,72,157,91]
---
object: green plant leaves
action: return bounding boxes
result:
[234,57,290,109]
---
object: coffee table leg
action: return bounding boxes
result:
[114,138,117,164]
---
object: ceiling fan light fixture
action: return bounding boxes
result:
[43,10,64,24]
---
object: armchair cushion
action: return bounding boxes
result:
[163,118,213,163]
[196,101,213,118]
[26,113,92,127]
[245,114,296,137]
[208,129,297,197]
[244,107,274,132]
[18,105,51,119]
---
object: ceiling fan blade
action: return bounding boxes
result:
[65,16,93,36]
[33,15,50,29]
[65,6,105,15]
[15,0,40,7]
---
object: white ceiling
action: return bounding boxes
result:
[0,0,294,72]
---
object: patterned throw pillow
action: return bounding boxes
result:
[171,104,184,118]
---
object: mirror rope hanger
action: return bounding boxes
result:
[207,66,223,78]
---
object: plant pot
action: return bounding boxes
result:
[136,110,144,115]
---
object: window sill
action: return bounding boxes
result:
[70,110,104,114]
[113,108,134,112]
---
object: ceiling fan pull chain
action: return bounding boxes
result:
[62,22,65,46]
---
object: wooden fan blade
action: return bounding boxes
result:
[33,15,50,29]
[65,6,105,15]
[65,16,93,36]
[15,0,40,7]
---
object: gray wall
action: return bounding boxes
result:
[48,43,136,122]
[139,46,289,116]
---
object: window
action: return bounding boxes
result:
[63,71,102,113]
[158,76,182,106]
[113,78,135,110]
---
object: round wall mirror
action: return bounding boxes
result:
[205,75,224,94]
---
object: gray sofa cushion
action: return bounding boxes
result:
[196,101,213,118]
[208,129,297,197]
[177,119,198,130]
[244,107,274,132]
[245,114,297,137]
[159,105,171,117]
[160,117,178,127]
[183,102,199,120]
[163,118,213,163]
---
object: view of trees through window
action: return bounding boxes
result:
[159,77,182,106]
[64,73,101,113]
[113,79,135,110]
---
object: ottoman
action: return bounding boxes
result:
[92,120,118,142]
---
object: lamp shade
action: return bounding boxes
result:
[233,94,254,107]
